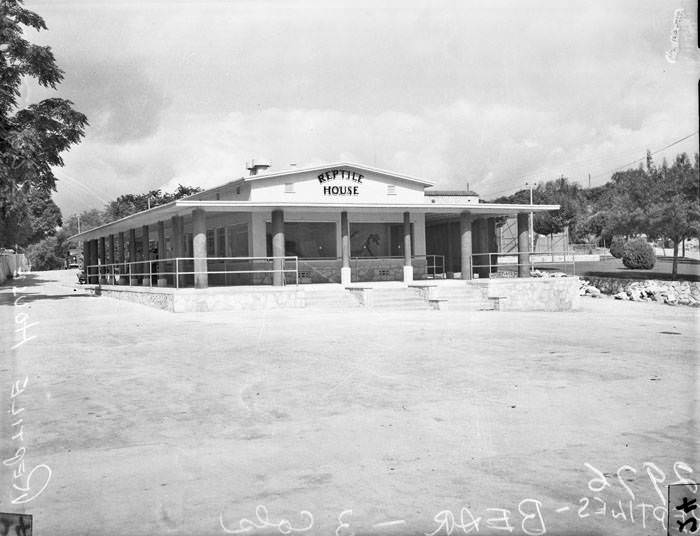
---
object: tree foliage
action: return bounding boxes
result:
[1,0,87,247]
[102,184,203,223]
[489,151,699,277]
[1,0,88,192]
[26,235,67,270]
[0,185,61,247]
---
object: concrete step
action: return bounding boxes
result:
[305,290,361,308]
[446,301,495,311]
[368,288,431,310]
[435,288,493,311]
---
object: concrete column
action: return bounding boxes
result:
[271,209,285,286]
[87,240,96,283]
[117,232,126,284]
[157,221,167,286]
[459,212,473,280]
[517,212,531,277]
[403,211,413,282]
[487,218,498,274]
[340,211,351,285]
[171,216,184,287]
[446,220,453,274]
[81,241,88,273]
[98,237,106,283]
[474,218,491,279]
[118,232,125,262]
[92,240,100,283]
[141,225,151,286]
[107,235,115,283]
[129,229,137,283]
[98,237,105,263]
[192,209,208,289]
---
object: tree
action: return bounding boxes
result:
[492,177,585,247]
[61,208,104,238]
[25,234,65,270]
[1,0,87,245]
[0,185,62,247]
[646,153,700,278]
[102,185,203,223]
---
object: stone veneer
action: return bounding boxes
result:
[469,277,581,311]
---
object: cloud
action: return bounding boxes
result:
[34,0,698,215]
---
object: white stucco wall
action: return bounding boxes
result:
[249,168,426,204]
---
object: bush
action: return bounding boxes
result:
[26,237,65,271]
[622,238,656,269]
[609,236,626,258]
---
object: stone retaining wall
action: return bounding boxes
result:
[92,285,306,312]
[470,277,581,311]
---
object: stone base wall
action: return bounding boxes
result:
[470,277,581,311]
[298,260,342,283]
[92,285,306,312]
[97,287,175,311]
[173,289,305,312]
[351,258,427,282]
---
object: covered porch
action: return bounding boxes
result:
[77,202,555,290]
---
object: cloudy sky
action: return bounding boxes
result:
[20,0,700,215]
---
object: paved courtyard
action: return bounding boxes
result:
[1,271,697,536]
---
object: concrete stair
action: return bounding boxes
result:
[304,289,362,309]
[367,288,432,310]
[436,285,495,311]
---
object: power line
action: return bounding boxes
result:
[54,171,110,205]
[481,130,699,198]
[590,130,699,181]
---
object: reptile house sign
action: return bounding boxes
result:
[317,169,363,196]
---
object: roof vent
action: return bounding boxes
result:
[246,159,271,176]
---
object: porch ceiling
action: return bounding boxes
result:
[71,199,559,241]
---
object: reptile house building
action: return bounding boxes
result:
[74,161,561,292]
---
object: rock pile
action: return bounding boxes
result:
[582,277,700,307]
[579,279,602,298]
[530,269,568,278]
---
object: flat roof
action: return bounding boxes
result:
[424,190,479,196]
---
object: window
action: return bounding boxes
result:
[215,193,220,200]
[266,222,337,258]
[227,224,249,257]
[350,222,414,257]
[206,230,215,256]
[216,228,226,256]
[236,186,241,195]
[387,185,396,195]
[284,183,295,193]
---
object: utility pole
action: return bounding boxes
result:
[525,181,535,252]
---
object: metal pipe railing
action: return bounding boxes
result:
[468,250,576,278]
[85,256,299,288]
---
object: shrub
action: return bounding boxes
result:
[26,237,64,271]
[609,236,626,258]
[622,238,656,270]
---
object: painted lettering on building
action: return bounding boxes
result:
[318,169,363,196]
